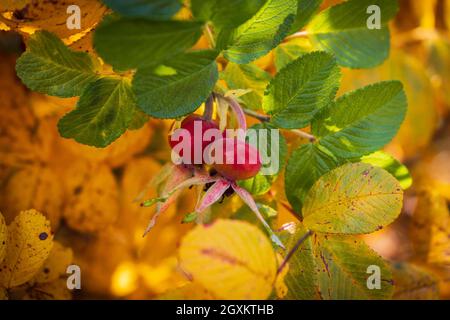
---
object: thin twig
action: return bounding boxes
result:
[203,95,214,120]
[223,95,247,131]
[277,230,313,274]
[292,129,316,143]
[242,108,271,122]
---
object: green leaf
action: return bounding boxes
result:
[238,123,287,195]
[102,0,182,19]
[274,38,312,71]
[306,0,399,68]
[391,263,439,300]
[283,224,394,300]
[128,108,150,130]
[263,51,341,129]
[222,62,271,110]
[313,81,407,159]
[222,0,297,64]
[360,151,412,190]
[133,50,219,118]
[94,17,203,70]
[285,143,338,214]
[16,31,100,98]
[234,201,278,230]
[58,77,136,147]
[290,0,323,33]
[191,0,265,31]
[303,162,403,234]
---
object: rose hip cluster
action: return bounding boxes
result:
[142,97,283,248]
[168,114,262,180]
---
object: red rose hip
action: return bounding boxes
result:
[211,138,262,181]
[168,115,220,164]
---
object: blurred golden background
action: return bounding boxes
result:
[0,0,449,299]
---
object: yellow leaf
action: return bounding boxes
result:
[63,163,119,233]
[0,214,6,264]
[23,278,72,300]
[33,242,73,284]
[179,219,277,299]
[0,209,53,288]
[0,56,56,166]
[69,228,132,295]
[303,163,403,234]
[57,124,153,168]
[1,0,107,39]
[157,282,215,300]
[411,191,450,265]
[274,253,288,299]
[0,165,64,230]
[0,0,30,11]
[392,263,440,300]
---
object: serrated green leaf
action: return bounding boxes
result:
[290,0,323,33]
[283,224,394,300]
[285,143,338,214]
[102,0,181,19]
[222,62,271,110]
[360,151,412,190]
[94,17,203,70]
[238,123,287,195]
[263,51,341,129]
[303,163,403,234]
[16,31,100,97]
[306,0,399,68]
[313,81,407,159]
[128,108,150,130]
[58,77,136,148]
[274,38,312,71]
[133,50,218,118]
[222,0,297,64]
[191,0,264,32]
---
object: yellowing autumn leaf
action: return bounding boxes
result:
[282,223,394,300]
[179,219,277,300]
[0,214,6,264]
[0,0,30,11]
[33,241,73,284]
[0,210,53,288]
[23,278,72,300]
[63,163,119,233]
[1,0,107,39]
[303,163,403,234]
[69,227,132,295]
[57,124,153,168]
[0,165,64,230]
[157,282,215,300]
[392,263,440,300]
[411,191,450,265]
